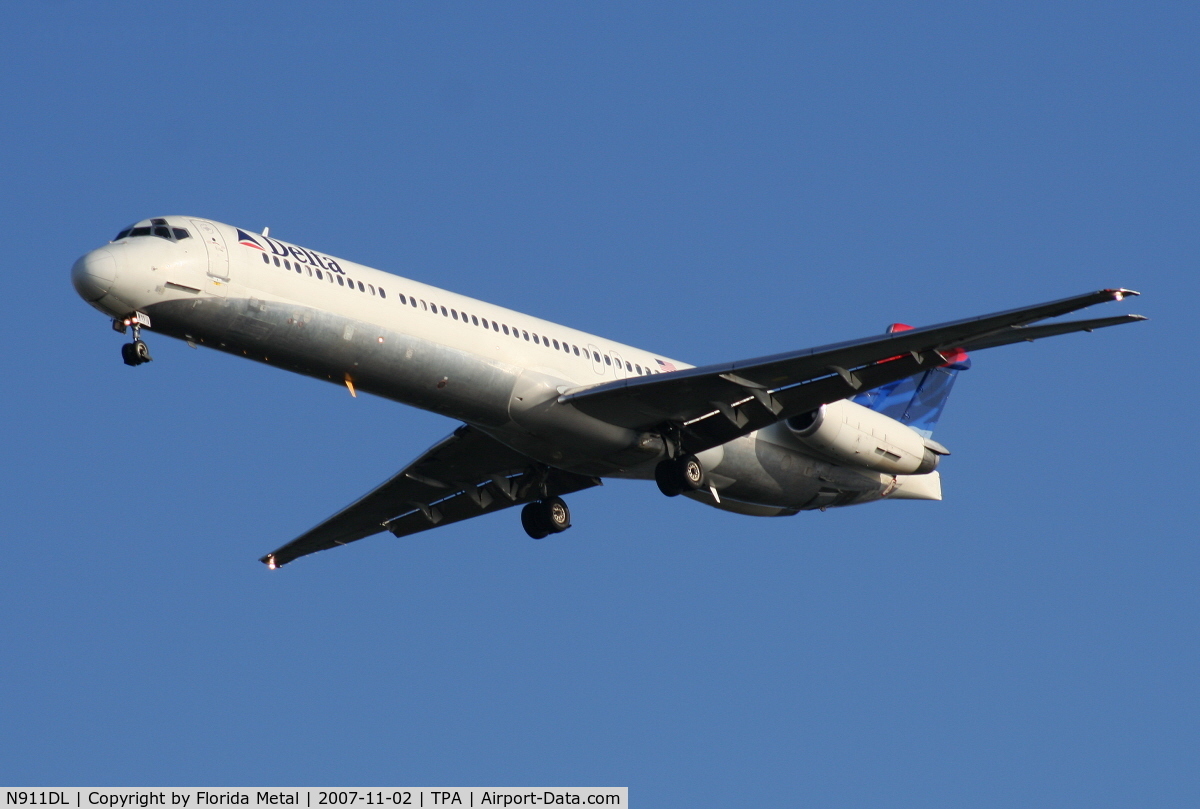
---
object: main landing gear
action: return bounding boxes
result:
[521,496,572,539]
[655,454,706,497]
[114,316,152,367]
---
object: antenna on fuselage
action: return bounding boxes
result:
[262,227,270,237]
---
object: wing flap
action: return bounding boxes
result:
[381,467,600,541]
[956,314,1146,352]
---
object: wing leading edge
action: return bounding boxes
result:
[261,425,600,567]
[559,288,1145,454]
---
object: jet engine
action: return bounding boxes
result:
[785,399,940,475]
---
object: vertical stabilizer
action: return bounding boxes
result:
[852,323,970,438]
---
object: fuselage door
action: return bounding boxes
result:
[191,219,230,281]
[587,343,604,375]
[610,350,627,379]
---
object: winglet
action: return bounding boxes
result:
[1107,288,1139,301]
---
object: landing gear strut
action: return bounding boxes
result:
[655,454,706,497]
[521,496,571,539]
[116,317,152,367]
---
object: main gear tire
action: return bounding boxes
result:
[655,459,684,497]
[521,497,572,539]
[655,455,706,497]
[540,496,571,533]
[521,503,550,539]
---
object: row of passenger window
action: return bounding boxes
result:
[263,250,662,376]
[263,251,387,297]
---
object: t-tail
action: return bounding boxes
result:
[852,323,970,438]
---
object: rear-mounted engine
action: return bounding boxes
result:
[786,400,940,475]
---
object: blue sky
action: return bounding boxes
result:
[2,2,1196,805]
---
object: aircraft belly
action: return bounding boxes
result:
[141,295,518,427]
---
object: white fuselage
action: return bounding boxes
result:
[72,216,940,515]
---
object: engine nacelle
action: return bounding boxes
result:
[786,399,940,475]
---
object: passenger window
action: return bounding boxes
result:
[472,315,479,326]
[306,266,313,276]
[172,228,190,240]
[421,300,427,310]
[593,351,600,362]
[337,276,344,286]
[284,260,291,270]
[399,294,406,305]
[604,355,611,365]
[493,322,499,332]
[523,331,529,341]
[502,324,509,335]
[412,298,418,308]
[532,334,539,344]
[635,364,641,374]
[358,281,365,292]
[262,253,270,264]
[573,346,580,356]
[552,339,559,350]
[379,288,385,298]
[273,256,280,267]
[369,284,375,295]
[316,270,323,280]
[625,361,632,371]
[296,265,302,274]
[441,306,448,316]
[452,310,459,320]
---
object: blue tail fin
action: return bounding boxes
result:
[852,323,971,438]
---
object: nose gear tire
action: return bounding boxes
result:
[121,340,152,366]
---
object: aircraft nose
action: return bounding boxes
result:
[71,247,118,302]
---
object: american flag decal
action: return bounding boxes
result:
[655,358,677,372]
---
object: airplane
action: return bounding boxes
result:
[71,216,1145,568]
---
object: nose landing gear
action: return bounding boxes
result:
[114,314,153,367]
[121,339,152,366]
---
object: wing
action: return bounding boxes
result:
[560,288,1145,454]
[261,424,601,567]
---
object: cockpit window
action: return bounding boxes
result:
[116,220,191,242]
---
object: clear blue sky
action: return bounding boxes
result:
[2,2,1195,806]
